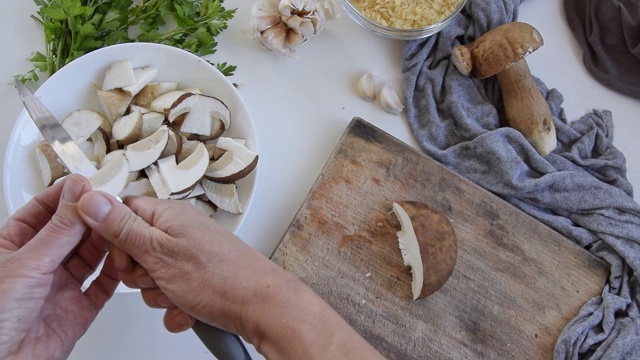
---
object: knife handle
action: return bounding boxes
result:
[192,320,252,360]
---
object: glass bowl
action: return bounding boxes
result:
[338,0,467,40]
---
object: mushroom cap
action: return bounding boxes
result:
[453,22,544,79]
[394,201,457,299]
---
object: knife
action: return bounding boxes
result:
[15,79,252,360]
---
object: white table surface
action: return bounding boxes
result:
[0,1,638,359]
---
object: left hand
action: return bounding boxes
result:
[0,175,120,360]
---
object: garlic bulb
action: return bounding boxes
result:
[251,0,338,56]
[357,72,376,102]
[379,82,404,115]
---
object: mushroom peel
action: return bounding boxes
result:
[250,0,336,57]
[392,201,457,300]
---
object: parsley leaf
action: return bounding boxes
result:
[18,0,237,83]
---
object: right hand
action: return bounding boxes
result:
[76,192,287,336]
[77,191,386,359]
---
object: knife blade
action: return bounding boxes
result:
[14,78,252,360]
[15,79,97,177]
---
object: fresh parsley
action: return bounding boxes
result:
[18,0,237,83]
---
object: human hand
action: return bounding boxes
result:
[78,191,385,359]
[77,192,277,336]
[0,175,120,360]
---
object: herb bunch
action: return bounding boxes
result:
[19,0,237,83]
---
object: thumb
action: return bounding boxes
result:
[77,191,164,264]
[19,175,90,272]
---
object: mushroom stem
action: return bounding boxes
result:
[496,59,557,156]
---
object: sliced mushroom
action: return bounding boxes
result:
[119,177,156,198]
[90,128,110,163]
[211,138,246,160]
[156,142,209,194]
[62,109,105,143]
[186,197,217,217]
[112,110,143,145]
[167,93,231,137]
[128,104,151,115]
[204,137,258,183]
[96,88,133,123]
[201,178,242,214]
[122,66,158,97]
[160,127,183,158]
[149,90,187,114]
[393,201,457,300]
[176,140,201,163]
[141,111,166,138]
[88,150,130,197]
[36,141,66,186]
[125,125,170,171]
[101,60,136,91]
[144,164,171,199]
[134,82,179,108]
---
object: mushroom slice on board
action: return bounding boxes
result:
[392,201,457,300]
[36,141,66,186]
[168,93,231,137]
[88,151,130,197]
[201,178,242,214]
[204,137,258,184]
[157,142,209,194]
[125,125,170,171]
[62,109,106,143]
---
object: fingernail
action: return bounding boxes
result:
[63,176,85,203]
[84,193,112,222]
[174,311,193,326]
[137,275,156,289]
[157,294,172,307]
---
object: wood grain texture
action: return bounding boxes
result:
[271,118,609,359]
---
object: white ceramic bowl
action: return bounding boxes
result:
[338,0,466,40]
[4,43,259,291]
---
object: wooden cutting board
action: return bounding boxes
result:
[271,118,609,359]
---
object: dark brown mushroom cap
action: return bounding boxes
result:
[452,22,544,79]
[396,200,457,299]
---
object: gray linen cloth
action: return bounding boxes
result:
[565,0,640,100]
[401,0,640,358]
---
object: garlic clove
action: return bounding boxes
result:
[299,19,315,39]
[287,31,305,46]
[261,22,288,51]
[379,82,404,115]
[284,15,304,33]
[357,72,376,102]
[255,15,281,32]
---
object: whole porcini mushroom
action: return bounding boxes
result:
[451,22,557,156]
[393,201,457,300]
